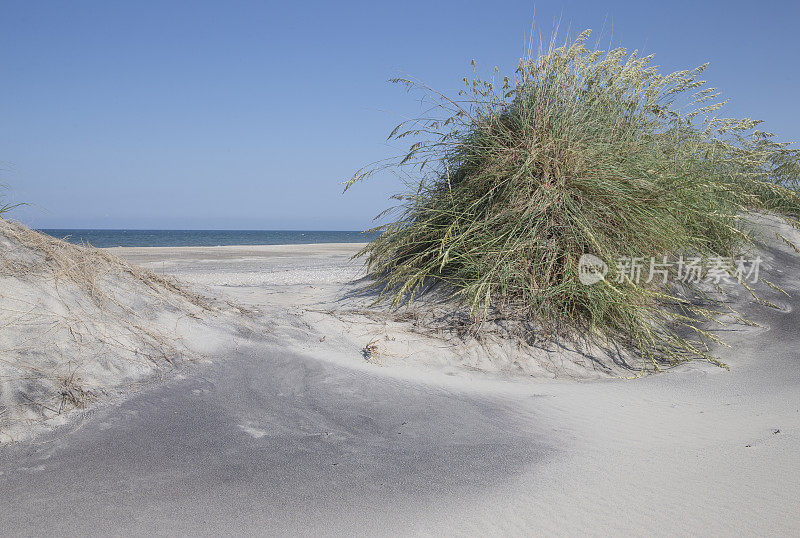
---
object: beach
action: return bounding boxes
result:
[4,2,799,535]
[1,227,798,536]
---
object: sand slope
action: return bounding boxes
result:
[0,215,798,535]
[0,220,245,442]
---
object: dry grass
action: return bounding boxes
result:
[0,219,211,309]
[0,219,218,440]
[362,337,383,364]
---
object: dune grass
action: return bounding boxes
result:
[0,186,22,217]
[345,30,800,369]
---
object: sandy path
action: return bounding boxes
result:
[1,237,798,535]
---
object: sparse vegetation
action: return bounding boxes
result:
[0,185,22,217]
[345,29,800,369]
[0,219,217,439]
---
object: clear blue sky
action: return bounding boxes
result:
[1,0,798,229]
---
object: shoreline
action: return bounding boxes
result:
[106,242,368,264]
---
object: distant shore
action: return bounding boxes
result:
[109,242,368,262]
[39,228,370,248]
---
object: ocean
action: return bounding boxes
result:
[39,229,370,248]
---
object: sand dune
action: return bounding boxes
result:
[0,220,248,443]
[0,215,798,535]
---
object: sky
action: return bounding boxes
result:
[1,0,798,230]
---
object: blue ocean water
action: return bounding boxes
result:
[39,229,370,248]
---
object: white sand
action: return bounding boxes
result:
[0,215,798,535]
[0,220,248,443]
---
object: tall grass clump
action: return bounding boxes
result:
[345,30,800,369]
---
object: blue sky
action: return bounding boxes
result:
[1,0,798,229]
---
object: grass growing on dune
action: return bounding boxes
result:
[345,29,800,370]
[0,186,22,217]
